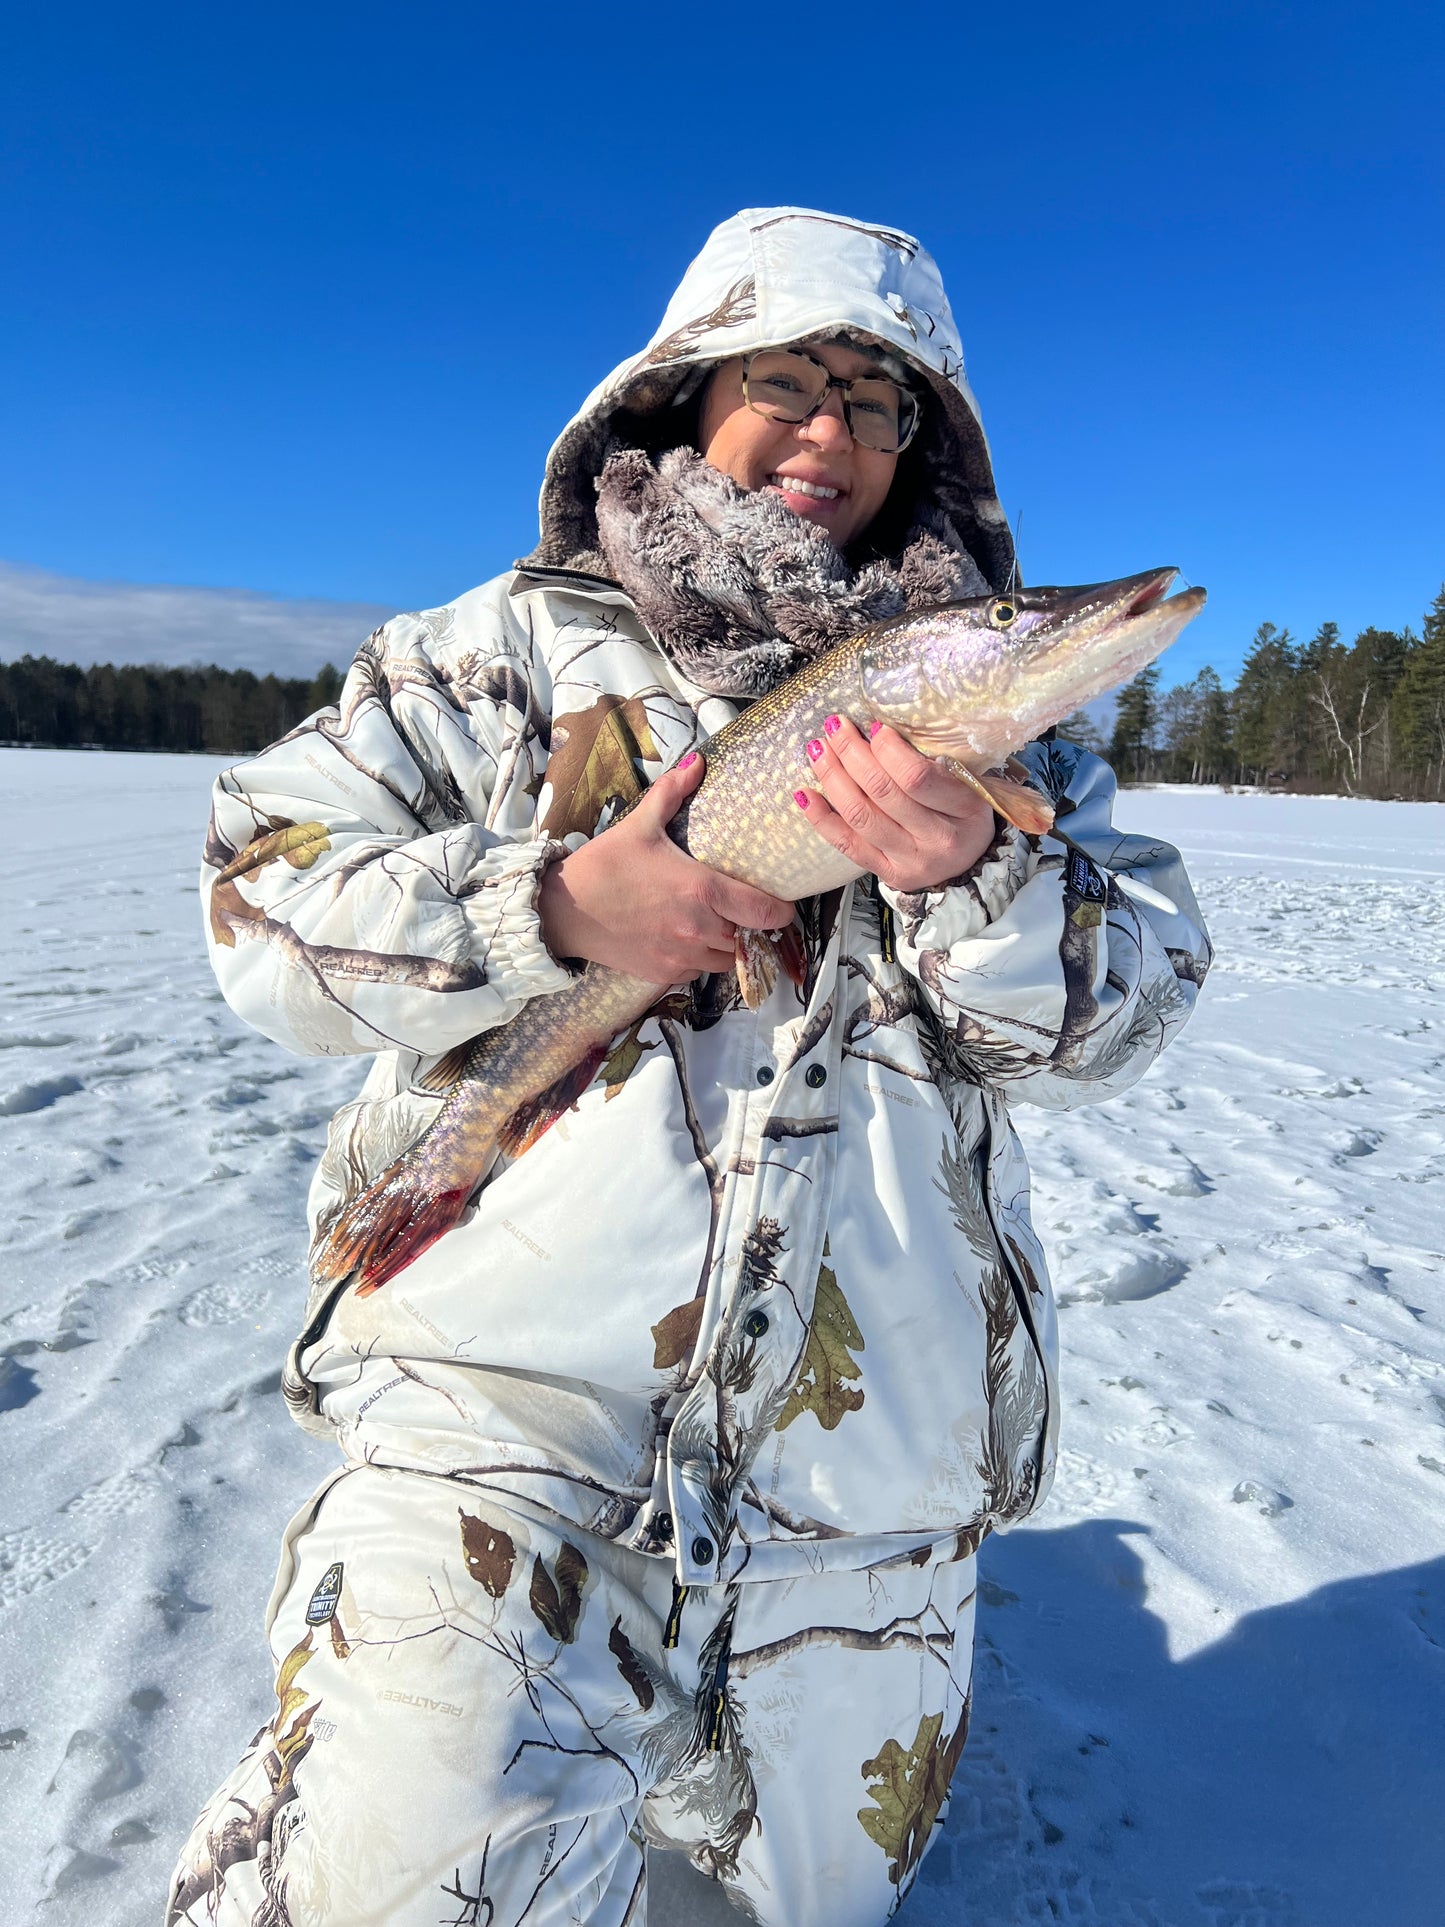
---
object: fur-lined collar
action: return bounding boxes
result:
[594,446,988,698]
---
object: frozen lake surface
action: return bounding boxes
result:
[2,751,1442,1926]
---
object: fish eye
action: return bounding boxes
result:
[990,599,1017,628]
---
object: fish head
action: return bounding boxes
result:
[859,569,1206,762]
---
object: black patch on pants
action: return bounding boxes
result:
[306,1561,344,1624]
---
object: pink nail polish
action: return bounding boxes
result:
[678,751,697,769]
[805,738,825,763]
[868,719,883,739]
[824,714,842,736]
[793,790,810,809]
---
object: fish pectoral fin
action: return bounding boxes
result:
[948,760,1056,836]
[495,1044,609,1159]
[415,1038,478,1096]
[735,924,802,1011]
[775,918,807,988]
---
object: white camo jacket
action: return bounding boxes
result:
[201,567,1212,1591]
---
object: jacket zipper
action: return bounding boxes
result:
[663,1579,689,1650]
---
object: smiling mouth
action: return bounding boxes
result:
[769,473,843,502]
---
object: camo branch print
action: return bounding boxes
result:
[167,1467,977,1927]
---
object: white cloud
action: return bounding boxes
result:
[0,560,394,677]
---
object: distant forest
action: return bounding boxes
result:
[4,580,1444,799]
[1067,582,1445,799]
[0,657,345,755]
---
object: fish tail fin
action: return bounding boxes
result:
[310,1159,474,1297]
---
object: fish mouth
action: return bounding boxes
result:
[1037,567,1206,683]
[1123,567,1175,618]
[979,566,1208,747]
[1040,566,1185,630]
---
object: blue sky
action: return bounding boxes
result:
[1,1,1439,685]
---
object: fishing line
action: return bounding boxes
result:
[1005,509,1024,596]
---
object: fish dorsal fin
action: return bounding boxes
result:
[947,759,1056,835]
[416,1039,477,1096]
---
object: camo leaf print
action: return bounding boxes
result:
[856,1698,971,1890]
[214,818,333,884]
[528,1541,589,1643]
[600,1017,660,1102]
[274,1632,317,1758]
[775,1259,865,1432]
[651,1298,706,1371]
[459,1510,517,1599]
[539,694,659,838]
[608,1616,656,1711]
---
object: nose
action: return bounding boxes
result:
[797,389,853,450]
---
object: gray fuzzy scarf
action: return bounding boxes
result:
[594,446,989,699]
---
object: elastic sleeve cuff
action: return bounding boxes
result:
[880,819,1030,948]
[458,834,577,1003]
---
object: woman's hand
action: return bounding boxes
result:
[537,752,794,983]
[793,716,997,893]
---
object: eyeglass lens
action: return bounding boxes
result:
[744,351,917,453]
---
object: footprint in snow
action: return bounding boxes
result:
[1057,1247,1187,1306]
[178,1282,271,1328]
[1330,1127,1383,1162]
[1230,1481,1294,1518]
[0,1357,42,1414]
[46,1726,144,1803]
[0,1527,93,1610]
[0,1074,85,1116]
[1197,1880,1302,1927]
[1046,1449,1123,1513]
[63,1466,164,1524]
[1133,1153,1214,1197]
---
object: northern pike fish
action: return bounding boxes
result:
[312,567,1204,1294]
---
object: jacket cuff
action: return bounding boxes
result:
[459,834,577,1003]
[880,819,1030,949]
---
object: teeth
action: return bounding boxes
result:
[772,475,840,500]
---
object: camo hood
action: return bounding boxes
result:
[522,205,1016,592]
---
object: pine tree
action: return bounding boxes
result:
[1231,623,1296,782]
[1156,680,1201,781]
[1394,585,1445,796]
[1056,707,1105,753]
[1109,666,1160,783]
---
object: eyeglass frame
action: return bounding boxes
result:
[739,348,922,455]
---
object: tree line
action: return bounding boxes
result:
[1070,583,1445,798]
[4,581,1444,796]
[0,656,345,755]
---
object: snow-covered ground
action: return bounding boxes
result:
[2,750,1442,1927]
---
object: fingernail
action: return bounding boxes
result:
[678,751,697,769]
[793,790,810,809]
[805,739,824,763]
[867,719,883,739]
[824,714,842,736]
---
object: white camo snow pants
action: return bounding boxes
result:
[165,1464,977,1927]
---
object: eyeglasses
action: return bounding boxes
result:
[741,349,921,454]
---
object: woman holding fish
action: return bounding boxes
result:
[170,207,1210,1927]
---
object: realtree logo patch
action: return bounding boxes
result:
[305,1562,344,1625]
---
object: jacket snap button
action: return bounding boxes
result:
[743,1310,769,1338]
[655,1511,674,1543]
[805,1064,827,1088]
[691,1535,715,1565]
[756,1065,775,1086]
